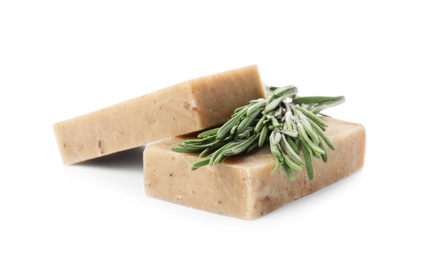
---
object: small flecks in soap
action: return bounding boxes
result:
[97,140,104,154]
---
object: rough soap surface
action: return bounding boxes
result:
[144,118,366,220]
[54,65,265,164]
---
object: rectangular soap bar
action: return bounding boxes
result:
[144,118,366,220]
[54,65,265,164]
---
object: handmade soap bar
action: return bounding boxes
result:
[54,65,265,164]
[144,118,365,220]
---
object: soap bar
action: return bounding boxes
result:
[144,118,366,220]
[54,65,265,164]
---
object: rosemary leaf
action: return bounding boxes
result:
[286,135,299,153]
[192,158,212,170]
[237,108,263,134]
[293,96,344,105]
[171,146,203,153]
[254,115,267,133]
[264,95,286,113]
[281,161,296,181]
[280,135,304,166]
[302,143,315,181]
[272,85,298,98]
[296,106,327,130]
[318,142,328,163]
[197,128,220,138]
[310,97,346,114]
[271,160,281,176]
[306,117,336,150]
[258,125,269,147]
[297,122,325,155]
[280,146,302,171]
[300,119,321,145]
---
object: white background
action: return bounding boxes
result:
[1,0,432,259]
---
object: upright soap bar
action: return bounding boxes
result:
[144,118,366,220]
[54,65,265,164]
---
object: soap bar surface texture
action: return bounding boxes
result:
[144,118,366,220]
[54,65,265,164]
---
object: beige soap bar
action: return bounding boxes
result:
[54,65,265,164]
[144,118,366,220]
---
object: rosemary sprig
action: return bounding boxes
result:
[171,85,345,180]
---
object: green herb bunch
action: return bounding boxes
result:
[172,85,345,180]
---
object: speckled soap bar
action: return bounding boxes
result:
[53,65,265,164]
[144,118,366,220]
